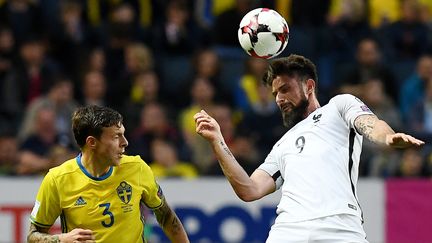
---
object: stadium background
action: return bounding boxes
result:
[0,0,432,242]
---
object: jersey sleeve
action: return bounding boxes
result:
[258,150,284,190]
[139,160,164,209]
[30,171,61,228]
[331,94,375,129]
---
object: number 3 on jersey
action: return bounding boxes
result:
[295,136,305,153]
[99,203,114,227]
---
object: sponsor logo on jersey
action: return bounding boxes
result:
[117,181,132,204]
[74,196,87,206]
[312,113,322,123]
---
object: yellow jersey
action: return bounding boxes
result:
[30,154,163,243]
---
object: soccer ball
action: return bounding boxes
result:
[238,8,289,59]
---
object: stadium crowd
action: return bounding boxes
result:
[0,0,431,178]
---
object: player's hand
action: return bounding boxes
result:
[194,110,223,142]
[385,133,425,149]
[58,228,95,243]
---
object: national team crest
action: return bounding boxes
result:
[117,181,132,204]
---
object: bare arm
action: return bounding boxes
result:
[194,110,276,202]
[28,223,94,243]
[28,224,59,243]
[153,198,189,243]
[354,114,424,148]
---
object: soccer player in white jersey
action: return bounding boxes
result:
[194,54,424,243]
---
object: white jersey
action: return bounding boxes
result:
[259,94,374,223]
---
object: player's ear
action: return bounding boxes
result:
[86,136,97,149]
[306,79,315,95]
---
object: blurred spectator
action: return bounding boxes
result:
[199,104,237,175]
[394,147,429,177]
[179,77,216,144]
[194,0,236,29]
[399,54,432,122]
[0,26,18,132]
[112,42,154,110]
[85,47,106,74]
[324,0,372,62]
[408,76,432,138]
[123,71,164,132]
[178,75,216,173]
[361,78,402,130]
[17,106,76,175]
[291,0,330,27]
[81,0,159,44]
[0,0,43,45]
[368,0,400,28]
[107,2,144,44]
[129,71,162,105]
[357,77,403,176]
[79,70,107,107]
[149,138,198,179]
[379,0,430,60]
[128,102,189,163]
[230,135,260,175]
[337,38,398,103]
[203,104,262,176]
[178,48,231,107]
[207,134,260,176]
[104,3,139,92]
[151,0,202,56]
[233,57,269,112]
[0,26,16,81]
[237,82,286,161]
[419,0,432,26]
[192,48,220,85]
[2,37,59,120]
[50,0,87,82]
[213,0,255,47]
[17,77,78,149]
[0,132,18,175]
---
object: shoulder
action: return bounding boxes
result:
[120,155,148,165]
[41,157,80,187]
[48,157,80,178]
[329,94,359,104]
[120,155,151,171]
[328,94,367,111]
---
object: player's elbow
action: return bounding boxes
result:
[236,191,259,202]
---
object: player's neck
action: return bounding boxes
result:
[305,95,321,117]
[81,152,111,177]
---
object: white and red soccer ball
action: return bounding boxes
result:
[238,8,289,59]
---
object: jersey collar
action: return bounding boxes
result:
[76,153,113,181]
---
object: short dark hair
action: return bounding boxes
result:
[72,105,123,148]
[263,54,318,93]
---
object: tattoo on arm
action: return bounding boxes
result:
[220,141,234,158]
[153,199,183,235]
[28,223,59,243]
[354,115,377,141]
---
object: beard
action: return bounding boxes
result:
[281,97,309,130]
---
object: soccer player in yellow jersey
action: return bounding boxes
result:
[27,105,189,243]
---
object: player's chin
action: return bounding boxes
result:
[112,154,123,165]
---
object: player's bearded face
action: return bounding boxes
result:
[281,94,309,129]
